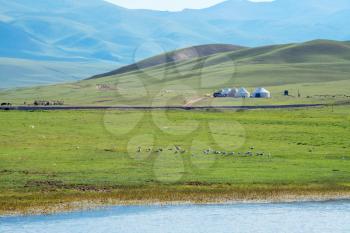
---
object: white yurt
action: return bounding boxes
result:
[221,88,232,96]
[236,87,250,98]
[228,88,238,97]
[253,87,271,98]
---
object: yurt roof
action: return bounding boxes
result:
[238,87,249,93]
[254,87,270,93]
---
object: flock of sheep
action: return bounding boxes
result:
[136,145,271,158]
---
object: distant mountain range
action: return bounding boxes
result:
[1,0,350,88]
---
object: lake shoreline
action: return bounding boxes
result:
[2,187,350,216]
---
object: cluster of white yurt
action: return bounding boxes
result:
[213,87,271,98]
[252,87,271,98]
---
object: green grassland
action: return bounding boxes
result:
[1,40,350,214]
[1,106,350,214]
[1,40,350,106]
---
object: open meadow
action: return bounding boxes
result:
[0,105,350,214]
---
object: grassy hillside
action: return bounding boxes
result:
[89,44,245,79]
[1,40,350,106]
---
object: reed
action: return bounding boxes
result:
[2,184,350,215]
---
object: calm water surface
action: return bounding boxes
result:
[1,201,350,233]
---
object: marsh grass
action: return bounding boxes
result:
[2,184,350,215]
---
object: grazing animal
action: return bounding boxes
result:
[203,150,211,155]
[245,151,253,156]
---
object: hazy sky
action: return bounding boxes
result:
[105,0,273,11]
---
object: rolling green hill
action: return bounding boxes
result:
[1,40,350,106]
[89,44,245,79]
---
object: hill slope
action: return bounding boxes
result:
[203,40,350,66]
[92,40,350,79]
[1,40,350,106]
[90,44,245,79]
[0,58,116,88]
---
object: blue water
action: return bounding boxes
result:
[1,201,350,233]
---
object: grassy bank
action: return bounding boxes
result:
[0,106,349,214]
[2,185,350,215]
